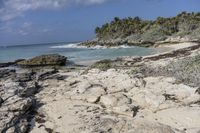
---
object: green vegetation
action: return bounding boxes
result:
[139,54,200,87]
[171,54,200,87]
[91,59,113,71]
[90,12,200,46]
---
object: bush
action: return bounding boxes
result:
[170,54,200,87]
[91,59,113,71]
[139,54,200,87]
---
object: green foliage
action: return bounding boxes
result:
[167,54,200,87]
[91,59,113,71]
[95,12,200,40]
[139,54,200,87]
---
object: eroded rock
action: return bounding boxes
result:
[17,54,67,67]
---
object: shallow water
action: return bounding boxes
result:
[0,42,156,65]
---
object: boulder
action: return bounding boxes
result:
[17,54,67,67]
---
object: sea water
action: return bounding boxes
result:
[0,42,156,65]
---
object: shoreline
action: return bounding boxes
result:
[0,41,200,132]
[1,42,199,68]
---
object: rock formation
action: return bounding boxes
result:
[17,54,67,67]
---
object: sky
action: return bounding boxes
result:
[0,0,200,46]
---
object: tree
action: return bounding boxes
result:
[134,16,141,22]
[156,17,165,24]
[114,17,120,22]
[95,27,100,34]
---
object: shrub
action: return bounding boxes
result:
[138,54,200,87]
[91,59,113,71]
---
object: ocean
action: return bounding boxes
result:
[0,42,156,65]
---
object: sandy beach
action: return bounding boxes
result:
[155,42,199,53]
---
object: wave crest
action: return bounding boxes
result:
[50,43,86,49]
[51,43,134,49]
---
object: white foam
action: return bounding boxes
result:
[51,43,134,49]
[90,45,135,49]
[50,43,87,49]
[119,45,134,48]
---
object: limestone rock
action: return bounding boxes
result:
[100,94,132,108]
[100,95,118,107]
[85,86,106,103]
[132,122,176,133]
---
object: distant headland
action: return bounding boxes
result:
[81,12,200,47]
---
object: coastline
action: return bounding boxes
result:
[33,42,200,132]
[0,42,199,68]
[0,42,200,132]
[2,5,200,133]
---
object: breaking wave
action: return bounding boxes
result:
[51,43,135,49]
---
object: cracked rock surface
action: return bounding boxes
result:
[0,68,57,133]
[29,67,200,133]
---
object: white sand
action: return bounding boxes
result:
[155,42,199,53]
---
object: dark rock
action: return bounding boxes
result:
[0,62,15,68]
[45,128,53,133]
[195,87,200,94]
[0,69,16,79]
[36,68,58,80]
[0,68,40,133]
[0,97,36,133]
[15,59,25,63]
[17,54,67,67]
[0,97,3,106]
[7,97,36,112]
[0,59,25,68]
[18,82,40,97]
[16,70,36,82]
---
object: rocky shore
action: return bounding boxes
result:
[0,43,200,133]
[80,36,200,48]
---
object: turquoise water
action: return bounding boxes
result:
[0,42,156,65]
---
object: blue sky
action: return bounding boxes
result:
[0,0,200,46]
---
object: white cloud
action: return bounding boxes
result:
[0,0,112,21]
[0,21,32,35]
[22,22,32,28]
[18,30,28,36]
